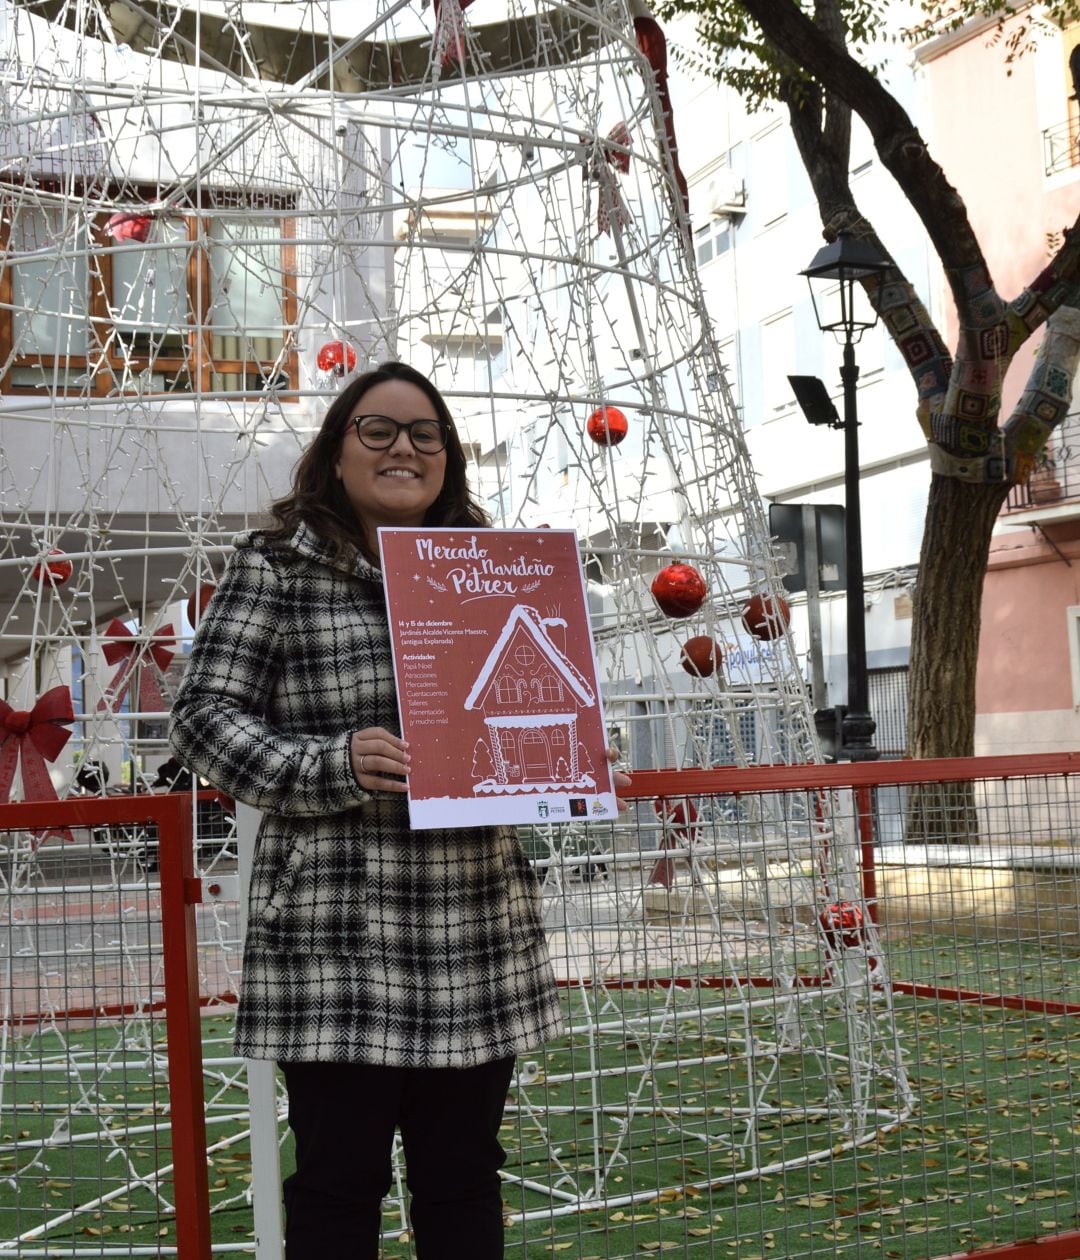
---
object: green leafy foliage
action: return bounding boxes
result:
[656,0,1080,102]
[656,0,889,106]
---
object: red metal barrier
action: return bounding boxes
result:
[2,752,1079,1260]
[626,749,1080,796]
[637,750,1080,1260]
[0,794,211,1260]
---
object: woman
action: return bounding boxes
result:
[170,361,629,1258]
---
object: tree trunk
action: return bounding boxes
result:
[906,474,1010,842]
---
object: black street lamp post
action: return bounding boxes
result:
[798,231,891,762]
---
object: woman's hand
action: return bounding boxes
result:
[351,728,411,793]
[607,746,633,814]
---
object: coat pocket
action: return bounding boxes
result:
[252,827,368,954]
[249,831,310,950]
[259,833,309,928]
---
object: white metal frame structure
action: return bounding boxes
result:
[0,2,910,1253]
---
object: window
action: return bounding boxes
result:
[555,427,569,481]
[496,676,516,703]
[1,189,297,396]
[694,217,731,266]
[539,673,564,703]
[7,205,90,391]
[850,117,875,178]
[752,124,787,230]
[868,667,909,757]
[692,700,758,766]
[760,310,796,416]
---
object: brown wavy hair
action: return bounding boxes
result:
[263,361,489,565]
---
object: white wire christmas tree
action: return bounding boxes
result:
[0,0,911,1244]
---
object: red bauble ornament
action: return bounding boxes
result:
[741,593,790,640]
[186,583,217,626]
[819,901,865,951]
[586,405,629,446]
[105,212,153,243]
[679,635,723,678]
[316,340,357,376]
[651,563,707,618]
[31,549,73,587]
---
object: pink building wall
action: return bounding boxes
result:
[979,526,1080,714]
[919,17,1080,745]
[920,20,1076,418]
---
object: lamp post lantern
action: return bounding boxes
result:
[799,231,891,762]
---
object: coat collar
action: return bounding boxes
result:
[292,521,384,583]
[237,521,384,584]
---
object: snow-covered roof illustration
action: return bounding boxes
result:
[464,605,595,711]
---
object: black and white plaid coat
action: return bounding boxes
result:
[169,523,563,1066]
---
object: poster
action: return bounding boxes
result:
[379,527,617,830]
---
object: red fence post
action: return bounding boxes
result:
[158,794,213,1260]
[0,794,215,1253]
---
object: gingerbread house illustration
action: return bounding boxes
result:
[464,605,597,794]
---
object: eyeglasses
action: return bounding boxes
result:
[350,414,450,453]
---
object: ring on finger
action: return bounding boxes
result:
[359,754,368,775]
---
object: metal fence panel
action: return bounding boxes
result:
[2,758,1080,1260]
[0,796,208,1259]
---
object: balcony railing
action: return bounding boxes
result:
[1007,408,1080,511]
[1043,118,1080,177]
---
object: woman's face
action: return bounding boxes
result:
[335,378,449,541]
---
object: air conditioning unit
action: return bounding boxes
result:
[706,169,747,217]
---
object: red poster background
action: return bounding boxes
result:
[379,528,616,828]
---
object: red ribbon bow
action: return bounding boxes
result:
[97,620,176,713]
[433,0,476,71]
[604,122,632,176]
[582,123,633,237]
[598,123,632,235]
[0,686,75,841]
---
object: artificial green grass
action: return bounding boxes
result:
[2,937,1078,1259]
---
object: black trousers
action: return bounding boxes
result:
[281,1057,516,1260]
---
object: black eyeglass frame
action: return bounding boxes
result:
[350,414,451,453]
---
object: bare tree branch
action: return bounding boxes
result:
[738,0,991,320]
[775,16,954,423]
